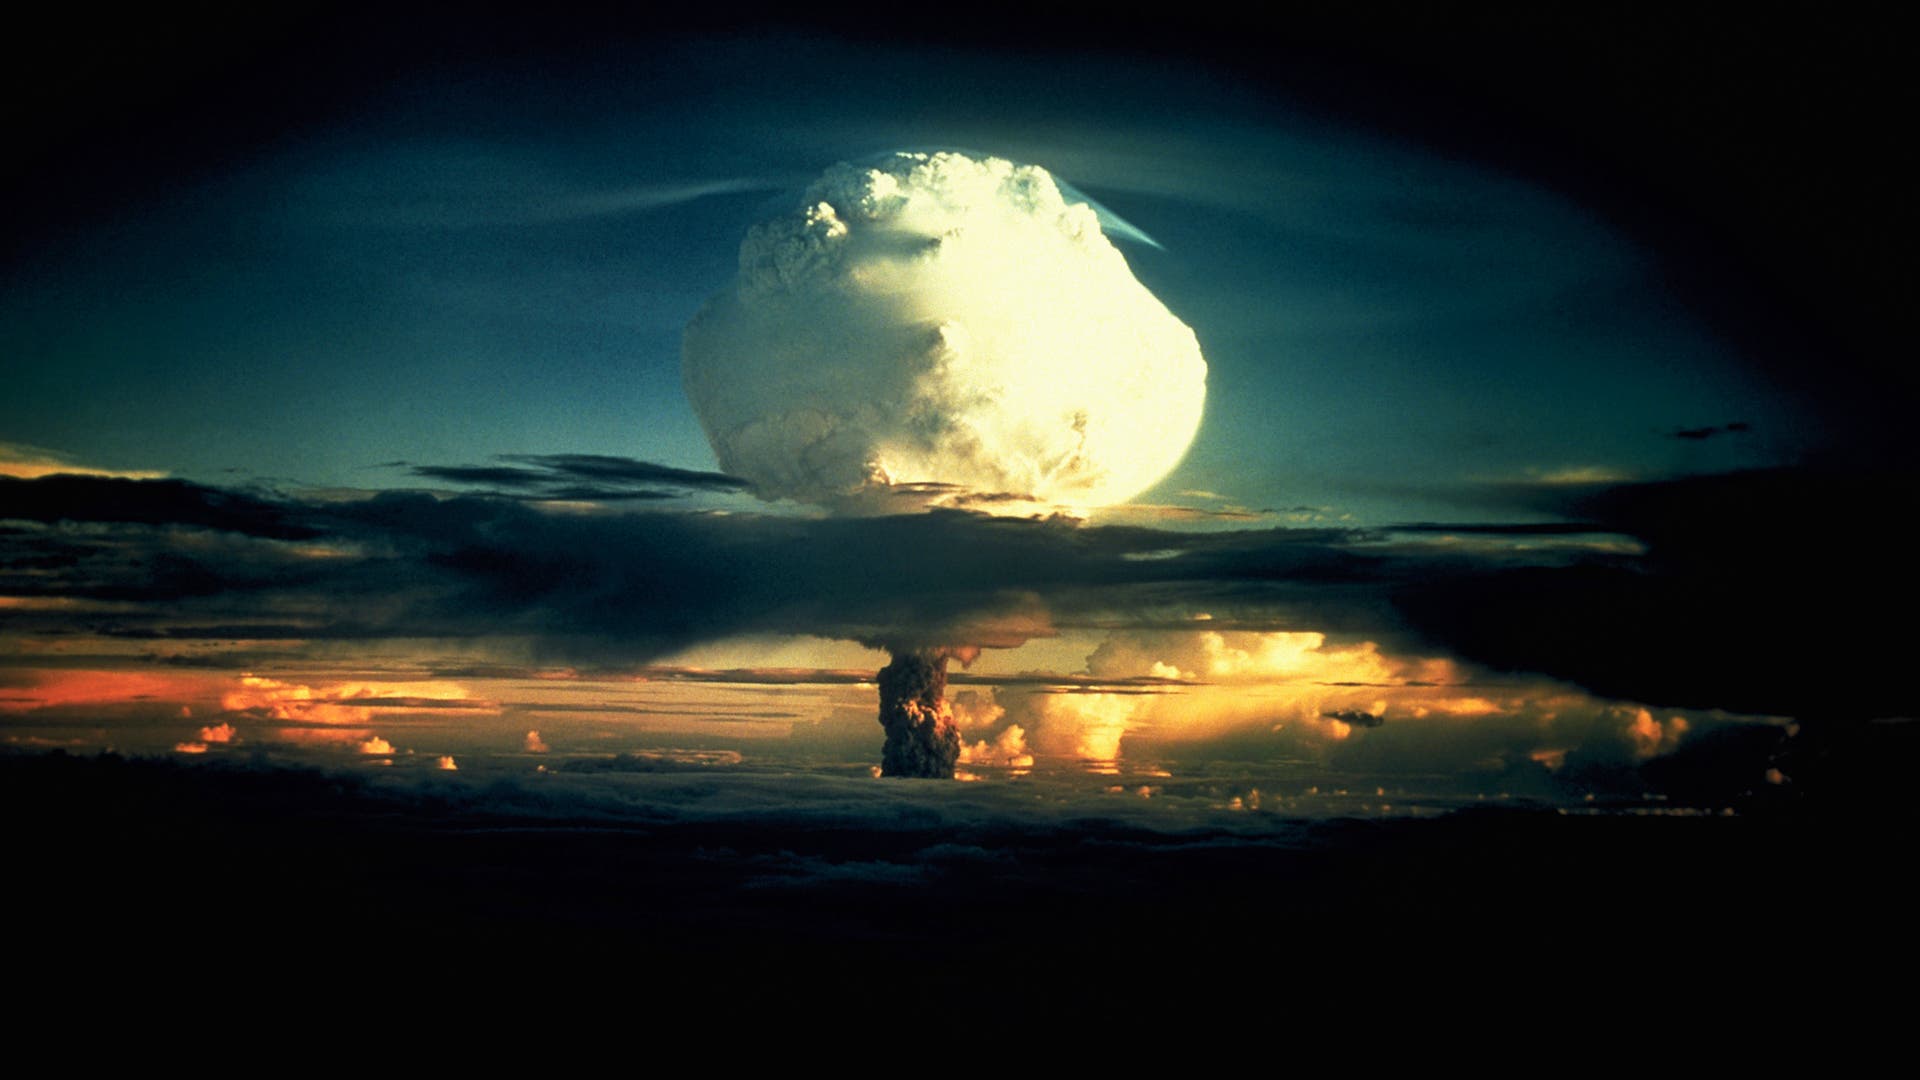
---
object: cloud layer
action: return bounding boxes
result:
[3,460,1910,736]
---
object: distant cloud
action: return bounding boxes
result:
[408,453,751,501]
[1671,421,1751,441]
[1323,709,1386,728]
[1395,465,1918,721]
[534,179,784,222]
[0,442,165,481]
[553,749,743,772]
[524,730,549,754]
[0,474,317,539]
[1527,466,1635,486]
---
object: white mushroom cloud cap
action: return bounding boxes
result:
[682,150,1207,514]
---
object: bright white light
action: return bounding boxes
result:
[683,151,1207,513]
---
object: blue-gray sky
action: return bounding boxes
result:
[1,24,1822,524]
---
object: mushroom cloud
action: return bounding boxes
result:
[682,150,1209,775]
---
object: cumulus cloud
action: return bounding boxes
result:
[683,150,1206,512]
[524,730,549,754]
[959,724,1033,769]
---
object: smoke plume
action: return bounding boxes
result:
[875,649,963,778]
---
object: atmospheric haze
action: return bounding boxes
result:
[682,150,1208,515]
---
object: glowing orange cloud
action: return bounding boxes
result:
[0,442,166,480]
[221,675,489,725]
[1624,708,1689,759]
[0,669,217,713]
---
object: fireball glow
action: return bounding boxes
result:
[682,150,1208,513]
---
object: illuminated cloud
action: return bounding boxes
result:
[0,442,165,480]
[436,755,458,771]
[524,730,550,754]
[275,727,375,746]
[0,669,213,713]
[171,720,239,756]
[1025,692,1135,762]
[358,736,394,755]
[958,724,1033,769]
[1624,708,1689,759]
[683,150,1206,512]
[222,676,486,726]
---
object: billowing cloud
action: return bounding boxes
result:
[524,730,549,754]
[682,150,1206,512]
[958,724,1033,769]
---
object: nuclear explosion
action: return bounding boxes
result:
[875,649,962,778]
[683,150,1207,776]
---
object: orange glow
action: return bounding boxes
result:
[436,755,458,771]
[198,722,237,743]
[221,675,490,725]
[524,730,550,753]
[173,741,208,754]
[1410,696,1506,718]
[1530,748,1570,770]
[0,669,215,712]
[275,727,375,746]
[1625,708,1689,758]
[0,444,165,480]
[1028,693,1135,761]
[358,736,395,755]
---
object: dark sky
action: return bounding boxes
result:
[1,5,1912,793]
[5,6,1905,502]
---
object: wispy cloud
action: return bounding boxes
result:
[405,454,752,501]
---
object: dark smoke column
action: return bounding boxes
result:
[876,649,962,778]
